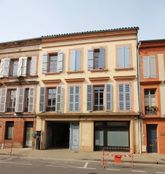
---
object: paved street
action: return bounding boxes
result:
[0,155,165,174]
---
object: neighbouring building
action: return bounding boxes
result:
[36,27,141,153]
[0,38,41,148]
[140,39,165,153]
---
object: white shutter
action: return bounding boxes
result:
[106,84,113,111]
[15,87,25,112]
[30,56,37,75]
[70,50,76,71]
[69,86,74,112]
[3,58,10,77]
[124,46,130,67]
[150,56,156,78]
[88,49,94,70]
[117,47,124,68]
[125,84,131,110]
[28,87,35,112]
[57,52,64,72]
[118,84,124,111]
[99,48,105,69]
[0,59,4,78]
[39,87,45,112]
[87,85,93,111]
[56,86,62,113]
[17,57,23,76]
[42,54,48,73]
[75,86,80,111]
[22,57,27,76]
[0,88,7,112]
[143,57,149,78]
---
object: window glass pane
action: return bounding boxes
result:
[5,122,14,139]
[93,50,100,69]
[95,130,104,146]
[46,88,56,111]
[49,55,57,72]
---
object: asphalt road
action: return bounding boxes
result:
[0,155,165,174]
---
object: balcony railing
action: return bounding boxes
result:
[145,106,158,115]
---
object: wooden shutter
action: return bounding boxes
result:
[56,86,62,112]
[118,84,124,111]
[88,49,94,70]
[17,57,23,76]
[22,57,27,76]
[0,88,7,112]
[0,59,4,78]
[70,50,76,71]
[42,54,48,73]
[106,84,113,111]
[57,52,64,72]
[125,84,131,110]
[15,87,25,112]
[75,86,80,111]
[117,47,124,68]
[3,58,10,77]
[30,56,37,76]
[87,85,93,111]
[28,87,35,112]
[150,56,156,78]
[143,57,149,78]
[124,46,130,67]
[69,86,74,112]
[39,87,45,112]
[99,48,105,69]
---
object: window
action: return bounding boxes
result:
[117,46,130,68]
[7,89,16,112]
[48,54,58,73]
[5,121,14,140]
[24,88,29,112]
[46,88,56,111]
[144,89,157,115]
[93,86,104,111]
[143,56,156,78]
[88,48,105,70]
[9,59,18,76]
[118,84,131,111]
[26,57,32,76]
[69,86,80,112]
[69,50,81,71]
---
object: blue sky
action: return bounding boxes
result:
[0,0,165,42]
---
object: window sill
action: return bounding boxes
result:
[44,72,62,75]
[67,70,84,74]
[89,69,108,72]
[115,67,134,71]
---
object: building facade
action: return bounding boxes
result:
[36,27,141,153]
[140,39,165,153]
[0,38,41,148]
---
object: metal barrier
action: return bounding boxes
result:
[100,147,134,169]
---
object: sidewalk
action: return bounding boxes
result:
[0,148,165,165]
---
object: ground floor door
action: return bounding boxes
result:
[70,122,79,150]
[24,122,33,147]
[147,124,157,153]
[94,121,130,151]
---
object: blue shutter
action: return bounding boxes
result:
[125,84,131,110]
[39,87,45,112]
[69,86,74,112]
[99,48,105,69]
[117,47,124,68]
[118,84,124,111]
[75,86,80,111]
[143,56,149,78]
[149,56,156,78]
[70,50,76,71]
[124,46,130,67]
[87,85,93,111]
[56,86,62,112]
[57,52,64,72]
[76,50,81,71]
[88,49,93,70]
[106,84,113,111]
[42,54,48,73]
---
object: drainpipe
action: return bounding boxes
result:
[137,40,143,154]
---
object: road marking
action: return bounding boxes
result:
[0,161,32,166]
[106,168,120,171]
[132,170,146,173]
[83,161,88,168]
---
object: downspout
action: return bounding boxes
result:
[137,40,143,154]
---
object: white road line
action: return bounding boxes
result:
[132,170,146,173]
[0,161,32,166]
[83,161,88,168]
[106,168,120,171]
[156,172,165,174]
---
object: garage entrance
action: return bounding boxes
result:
[46,121,79,150]
[46,122,70,149]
